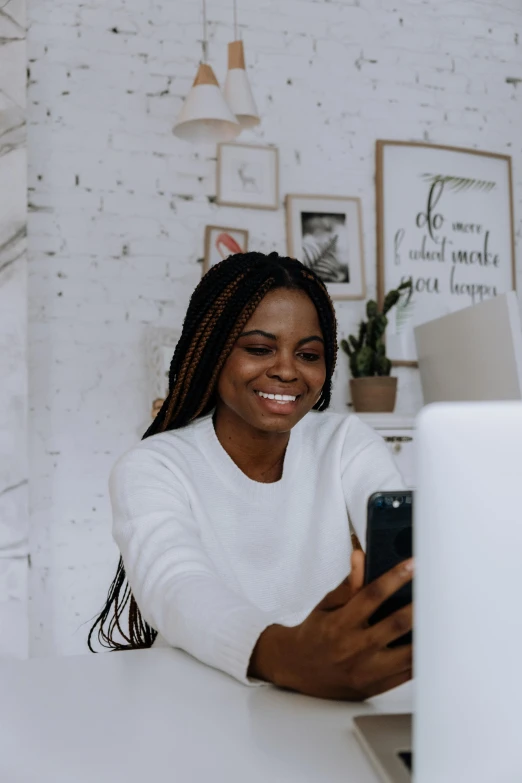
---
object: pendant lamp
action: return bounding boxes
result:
[173,0,240,144]
[223,1,260,129]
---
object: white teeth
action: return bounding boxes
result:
[256,391,297,402]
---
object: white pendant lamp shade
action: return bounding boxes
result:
[224,40,260,129]
[173,63,241,144]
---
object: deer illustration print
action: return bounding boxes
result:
[237,163,260,192]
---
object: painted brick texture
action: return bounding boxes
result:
[27,0,522,655]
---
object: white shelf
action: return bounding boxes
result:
[354,412,415,430]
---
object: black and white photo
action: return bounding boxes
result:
[286,195,366,300]
[301,212,349,283]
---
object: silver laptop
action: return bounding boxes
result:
[353,713,412,782]
[353,402,522,783]
[414,292,522,404]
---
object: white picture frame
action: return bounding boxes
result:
[144,326,181,403]
[203,225,249,274]
[376,140,516,365]
[217,143,279,210]
[286,194,366,301]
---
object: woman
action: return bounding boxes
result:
[89,252,412,701]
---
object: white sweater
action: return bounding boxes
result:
[110,411,405,684]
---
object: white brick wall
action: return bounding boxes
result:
[27,0,522,656]
[0,0,28,658]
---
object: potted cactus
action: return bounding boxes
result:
[340,280,413,413]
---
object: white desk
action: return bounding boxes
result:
[0,648,411,782]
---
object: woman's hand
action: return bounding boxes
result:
[249,551,413,701]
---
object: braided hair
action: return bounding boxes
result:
[87,251,338,652]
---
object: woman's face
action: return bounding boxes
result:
[216,288,327,434]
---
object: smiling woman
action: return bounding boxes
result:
[214,288,327,482]
[88,251,412,702]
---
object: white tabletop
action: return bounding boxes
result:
[0,648,412,783]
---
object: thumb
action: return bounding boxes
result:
[315,576,351,612]
[348,548,365,594]
[315,550,366,612]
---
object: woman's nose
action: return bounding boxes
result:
[267,352,298,382]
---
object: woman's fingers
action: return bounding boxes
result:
[366,604,413,650]
[363,667,413,699]
[374,641,413,674]
[346,558,414,622]
[285,557,414,701]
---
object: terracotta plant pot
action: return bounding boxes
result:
[350,376,398,413]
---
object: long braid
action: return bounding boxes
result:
[161,276,245,428]
[171,277,247,419]
[194,279,274,418]
[88,252,339,652]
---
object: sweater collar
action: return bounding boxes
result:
[195,413,303,502]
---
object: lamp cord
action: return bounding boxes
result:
[202,0,208,62]
[233,0,239,40]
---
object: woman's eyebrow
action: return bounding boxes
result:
[297,335,324,346]
[239,330,324,346]
[239,329,277,340]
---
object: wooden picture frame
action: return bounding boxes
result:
[286,194,366,301]
[203,225,249,274]
[216,143,279,210]
[376,140,516,366]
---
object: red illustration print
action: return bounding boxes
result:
[215,232,244,259]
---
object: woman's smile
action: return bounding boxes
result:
[253,388,301,415]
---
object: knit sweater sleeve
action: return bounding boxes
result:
[109,447,272,685]
[341,417,407,549]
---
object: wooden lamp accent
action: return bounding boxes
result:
[228,40,246,70]
[223,1,260,129]
[193,63,220,87]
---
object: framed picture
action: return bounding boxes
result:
[203,225,249,274]
[144,326,181,404]
[217,143,279,210]
[376,140,516,365]
[286,194,366,301]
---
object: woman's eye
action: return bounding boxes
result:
[299,352,321,362]
[245,347,271,356]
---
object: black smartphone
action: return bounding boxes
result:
[364,490,413,647]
